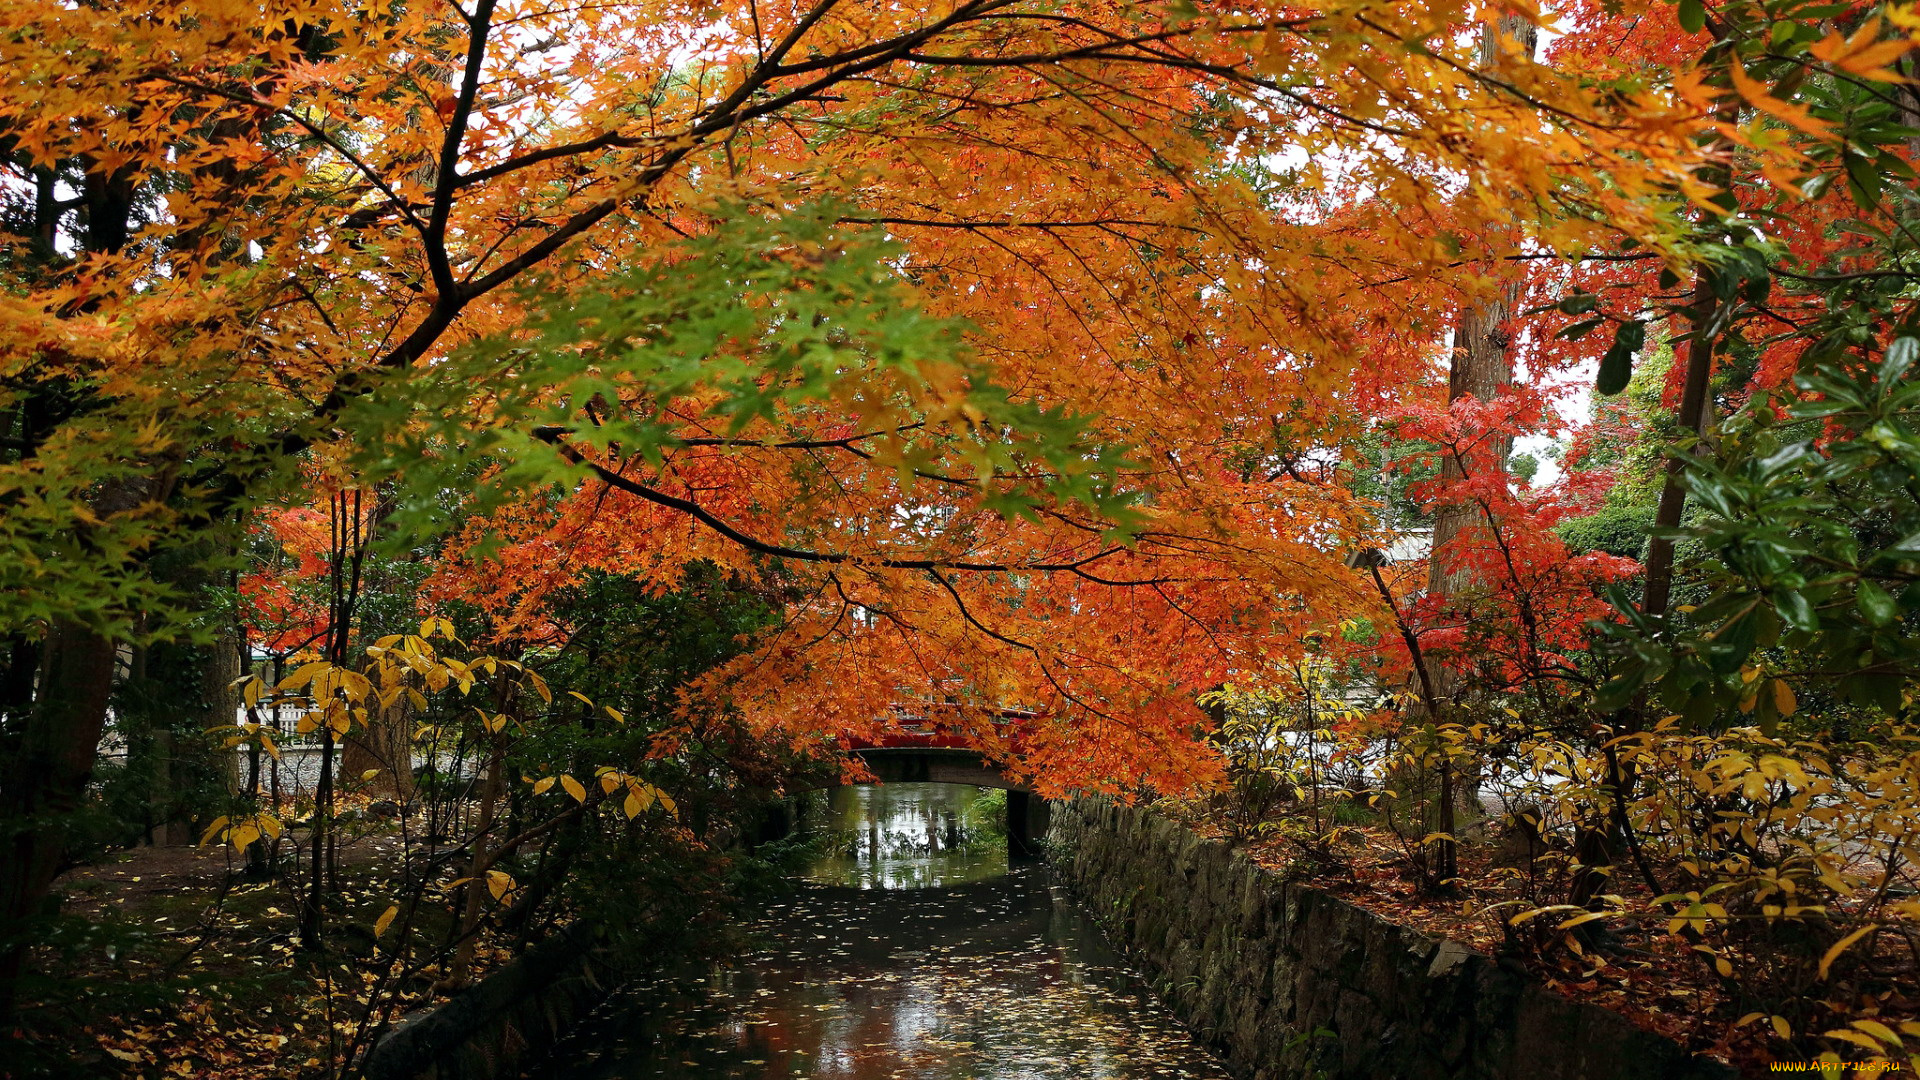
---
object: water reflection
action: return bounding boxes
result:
[543,783,1230,1080]
[804,784,1009,890]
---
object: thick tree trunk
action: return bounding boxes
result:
[341,695,416,803]
[0,635,39,729]
[1639,283,1717,621]
[206,626,243,800]
[1412,11,1537,886]
[0,623,118,1018]
[0,463,158,1014]
[0,120,152,1020]
[1427,286,1522,605]
[1424,9,1535,610]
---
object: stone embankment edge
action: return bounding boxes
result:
[359,921,610,1080]
[1047,797,1740,1080]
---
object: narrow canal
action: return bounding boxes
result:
[540,782,1233,1079]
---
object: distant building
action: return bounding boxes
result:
[1381,528,1432,566]
[1345,528,1431,571]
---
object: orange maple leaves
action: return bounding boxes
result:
[4,0,1735,793]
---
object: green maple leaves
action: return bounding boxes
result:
[350,201,1142,555]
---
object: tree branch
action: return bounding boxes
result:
[427,0,501,298]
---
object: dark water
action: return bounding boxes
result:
[541,784,1231,1080]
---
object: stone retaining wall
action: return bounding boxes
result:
[360,922,612,1080]
[1048,798,1737,1080]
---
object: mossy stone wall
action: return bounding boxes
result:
[1048,798,1736,1080]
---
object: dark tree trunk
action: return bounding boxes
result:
[1640,275,1719,621]
[1425,9,1534,612]
[0,466,156,1018]
[206,624,243,802]
[0,635,41,733]
[0,623,118,1018]
[1412,11,1537,888]
[341,696,416,803]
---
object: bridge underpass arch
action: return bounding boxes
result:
[853,747,1048,857]
[773,747,1051,858]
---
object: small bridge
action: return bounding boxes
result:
[846,737,1027,791]
[772,707,1052,856]
[845,738,1049,857]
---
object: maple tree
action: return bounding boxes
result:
[4,0,1919,1069]
[1229,0,1920,1065]
[0,0,1727,1013]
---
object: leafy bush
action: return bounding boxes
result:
[1558,503,1655,560]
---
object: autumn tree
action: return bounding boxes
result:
[0,0,1720,1014]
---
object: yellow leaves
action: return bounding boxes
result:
[1690,944,1734,977]
[228,821,265,852]
[1817,867,1854,896]
[1663,892,1728,936]
[229,721,284,761]
[128,414,174,455]
[1771,679,1797,718]
[197,816,230,847]
[485,870,516,903]
[532,776,556,796]
[1817,924,1877,980]
[1506,902,1606,928]
[279,661,328,692]
[624,781,676,819]
[1252,24,1289,77]
[1733,668,1798,719]
[568,767,678,820]
[1847,1019,1904,1049]
[1728,63,1831,139]
[559,775,587,803]
[445,658,475,696]
[277,658,375,709]
[1822,1027,1891,1053]
[446,868,524,906]
[200,813,283,852]
[526,670,552,703]
[1554,911,1611,930]
[373,904,398,939]
[1756,753,1805,785]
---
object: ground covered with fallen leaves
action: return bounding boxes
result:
[12,826,514,1079]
